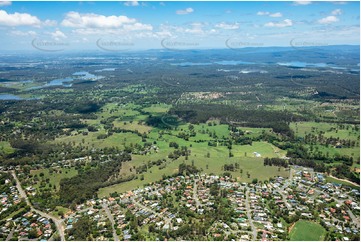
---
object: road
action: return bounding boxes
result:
[329,194,360,229]
[102,202,119,241]
[6,227,15,241]
[11,171,66,241]
[245,188,257,240]
[131,199,172,228]
[193,179,201,208]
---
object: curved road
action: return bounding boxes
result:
[11,171,66,241]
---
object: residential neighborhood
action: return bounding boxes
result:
[1,165,360,241]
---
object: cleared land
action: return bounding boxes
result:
[289,220,326,241]
[30,167,78,191]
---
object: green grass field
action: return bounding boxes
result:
[290,122,359,141]
[30,167,78,191]
[290,122,360,161]
[0,141,15,155]
[98,153,289,197]
[290,220,326,241]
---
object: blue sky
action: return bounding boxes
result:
[0,1,359,51]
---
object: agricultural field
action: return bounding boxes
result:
[289,220,326,241]
[290,122,360,141]
[290,122,360,161]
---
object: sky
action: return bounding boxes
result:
[0,1,359,51]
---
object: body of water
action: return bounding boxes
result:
[29,71,102,90]
[277,61,330,68]
[0,94,24,100]
[171,60,255,66]
[171,62,212,66]
[215,60,255,65]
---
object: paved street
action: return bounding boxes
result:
[245,188,257,240]
[11,171,66,241]
[102,202,120,241]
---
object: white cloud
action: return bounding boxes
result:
[257,11,270,16]
[332,1,347,5]
[51,30,67,40]
[215,22,240,30]
[293,1,312,6]
[124,1,139,7]
[9,30,37,36]
[0,10,41,26]
[123,22,153,31]
[61,12,137,28]
[258,11,282,17]
[176,8,194,15]
[318,15,339,24]
[43,19,57,26]
[265,19,293,27]
[331,9,342,15]
[269,12,282,17]
[0,1,11,7]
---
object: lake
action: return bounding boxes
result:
[29,71,102,90]
[0,94,24,100]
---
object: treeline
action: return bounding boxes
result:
[263,157,360,183]
[168,146,191,160]
[59,155,130,206]
[304,132,358,148]
[263,157,288,168]
[0,95,102,145]
[264,157,326,172]
[178,163,200,176]
[168,104,304,137]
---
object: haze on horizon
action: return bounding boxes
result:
[0,1,359,52]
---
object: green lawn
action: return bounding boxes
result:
[290,220,326,241]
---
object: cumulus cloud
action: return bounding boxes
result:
[44,19,57,26]
[318,15,339,24]
[257,11,282,17]
[51,30,67,40]
[123,22,153,31]
[331,9,342,15]
[0,10,41,26]
[0,1,11,7]
[214,22,240,30]
[269,12,282,17]
[124,1,139,7]
[61,11,150,30]
[60,12,153,39]
[176,8,194,15]
[265,19,293,27]
[293,1,312,6]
